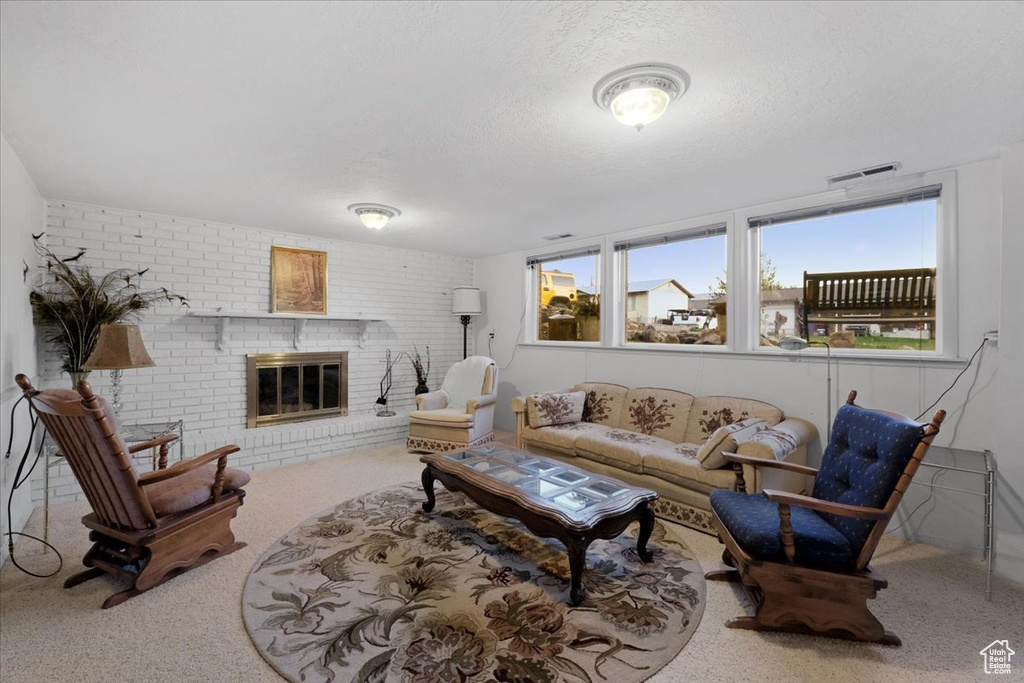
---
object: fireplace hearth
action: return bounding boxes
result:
[246,352,348,428]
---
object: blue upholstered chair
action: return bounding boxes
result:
[705,390,944,646]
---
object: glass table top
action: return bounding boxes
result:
[918,446,994,474]
[439,444,642,517]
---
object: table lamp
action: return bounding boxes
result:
[83,323,155,418]
[452,287,481,359]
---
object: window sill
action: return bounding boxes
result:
[516,342,970,366]
[524,341,605,349]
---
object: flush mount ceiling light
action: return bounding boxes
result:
[347,203,401,230]
[593,63,689,131]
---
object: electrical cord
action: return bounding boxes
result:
[890,335,989,535]
[4,395,63,578]
[915,337,986,420]
[494,269,531,372]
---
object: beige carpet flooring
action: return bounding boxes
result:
[2,436,1022,683]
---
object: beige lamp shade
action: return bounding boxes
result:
[83,324,156,370]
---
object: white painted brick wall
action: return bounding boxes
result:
[32,201,475,505]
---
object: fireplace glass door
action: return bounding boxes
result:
[247,352,348,427]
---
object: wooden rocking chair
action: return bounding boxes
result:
[17,375,250,609]
[705,390,944,645]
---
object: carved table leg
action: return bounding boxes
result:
[636,503,655,562]
[421,467,436,512]
[566,535,588,606]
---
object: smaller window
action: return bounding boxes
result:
[615,224,727,345]
[528,248,601,343]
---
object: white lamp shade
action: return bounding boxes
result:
[452,287,481,315]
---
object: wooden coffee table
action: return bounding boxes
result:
[420,445,658,605]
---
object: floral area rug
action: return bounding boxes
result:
[242,484,705,683]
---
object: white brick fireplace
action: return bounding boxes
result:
[34,200,475,505]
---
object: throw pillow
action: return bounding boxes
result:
[743,424,802,461]
[527,391,586,428]
[697,417,768,469]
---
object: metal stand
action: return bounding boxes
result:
[460,314,471,359]
[109,368,124,416]
[909,447,996,600]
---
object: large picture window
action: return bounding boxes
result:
[751,186,940,352]
[615,224,727,345]
[527,247,601,343]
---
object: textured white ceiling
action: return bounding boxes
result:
[2,1,1022,257]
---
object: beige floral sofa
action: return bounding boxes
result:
[511,382,817,532]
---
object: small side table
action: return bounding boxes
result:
[43,419,185,544]
[910,446,995,600]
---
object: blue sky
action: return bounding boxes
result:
[542,199,937,298]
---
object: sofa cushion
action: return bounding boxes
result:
[710,489,854,567]
[521,422,615,456]
[575,429,675,473]
[697,417,769,469]
[684,396,783,444]
[409,409,474,426]
[573,382,629,427]
[620,388,694,442]
[146,463,250,518]
[643,443,738,492]
[526,391,585,427]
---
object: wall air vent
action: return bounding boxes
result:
[542,233,575,241]
[827,162,902,187]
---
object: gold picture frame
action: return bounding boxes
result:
[270,246,328,315]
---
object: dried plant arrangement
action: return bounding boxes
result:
[27,237,189,378]
[410,345,430,394]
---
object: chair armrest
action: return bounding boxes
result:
[127,433,179,455]
[138,445,239,489]
[511,396,527,414]
[466,394,497,413]
[722,452,819,477]
[762,489,889,521]
[415,390,448,411]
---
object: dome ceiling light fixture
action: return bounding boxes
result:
[347,203,401,230]
[593,63,690,131]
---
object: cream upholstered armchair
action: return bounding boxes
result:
[407,356,498,453]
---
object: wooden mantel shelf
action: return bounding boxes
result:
[186,310,394,350]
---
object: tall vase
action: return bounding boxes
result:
[68,370,91,389]
[415,381,430,396]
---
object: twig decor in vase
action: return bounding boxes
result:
[27,238,189,387]
[410,345,430,395]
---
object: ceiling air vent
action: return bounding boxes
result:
[827,162,902,187]
[543,233,575,241]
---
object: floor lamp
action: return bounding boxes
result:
[83,323,155,419]
[778,335,833,439]
[452,287,481,359]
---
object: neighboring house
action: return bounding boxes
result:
[759,287,803,338]
[626,279,694,323]
[692,288,803,338]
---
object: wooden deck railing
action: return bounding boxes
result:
[803,267,936,325]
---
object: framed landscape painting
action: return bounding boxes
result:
[270,246,328,315]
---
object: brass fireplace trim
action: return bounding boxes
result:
[246,351,348,428]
